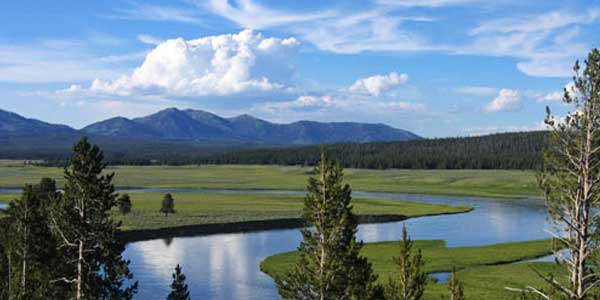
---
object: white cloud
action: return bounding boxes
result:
[463,9,600,77]
[258,72,422,119]
[70,29,299,98]
[537,91,563,102]
[204,0,432,54]
[291,10,432,54]
[471,9,600,35]
[537,82,577,102]
[454,86,498,95]
[376,0,477,7]
[203,0,335,29]
[106,3,202,24]
[137,34,163,45]
[484,88,521,112]
[261,95,424,115]
[349,72,408,96]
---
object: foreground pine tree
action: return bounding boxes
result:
[167,265,191,300]
[50,137,137,300]
[385,225,426,300]
[525,48,600,300]
[276,150,380,300]
[4,183,58,299]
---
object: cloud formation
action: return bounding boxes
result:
[485,88,521,112]
[71,29,299,98]
[203,0,335,29]
[258,71,422,121]
[464,9,600,77]
[349,72,408,96]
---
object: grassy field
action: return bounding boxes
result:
[260,239,562,300]
[0,165,538,198]
[111,193,471,231]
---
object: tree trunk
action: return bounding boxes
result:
[77,240,83,300]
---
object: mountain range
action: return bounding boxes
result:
[0,107,420,159]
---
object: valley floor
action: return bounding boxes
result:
[0,164,538,199]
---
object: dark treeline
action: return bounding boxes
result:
[28,131,548,169]
[196,131,548,170]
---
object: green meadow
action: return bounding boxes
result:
[261,239,562,300]
[0,165,538,198]
[111,193,471,231]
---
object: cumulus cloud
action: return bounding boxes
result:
[348,72,408,96]
[68,29,299,98]
[484,88,521,112]
[258,71,421,118]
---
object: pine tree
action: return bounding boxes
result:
[160,193,176,217]
[118,194,132,215]
[167,265,191,300]
[447,269,464,300]
[4,181,63,299]
[385,225,427,300]
[276,150,380,300]
[531,49,600,300]
[49,137,137,300]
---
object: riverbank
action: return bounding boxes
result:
[0,165,537,198]
[261,239,560,300]
[113,193,471,241]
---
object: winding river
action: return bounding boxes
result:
[124,190,550,300]
[0,189,552,299]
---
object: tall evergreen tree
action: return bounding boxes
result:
[276,150,380,300]
[160,193,176,217]
[385,225,427,300]
[49,137,137,300]
[118,194,132,215]
[527,49,600,300]
[4,181,62,299]
[447,269,464,300]
[167,264,191,300]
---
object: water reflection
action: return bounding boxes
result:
[120,191,552,300]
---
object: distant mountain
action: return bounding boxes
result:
[0,107,421,160]
[0,109,77,137]
[82,107,421,145]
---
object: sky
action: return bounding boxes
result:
[0,0,598,137]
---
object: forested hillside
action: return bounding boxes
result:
[195,131,547,170]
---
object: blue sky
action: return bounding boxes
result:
[0,0,598,137]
